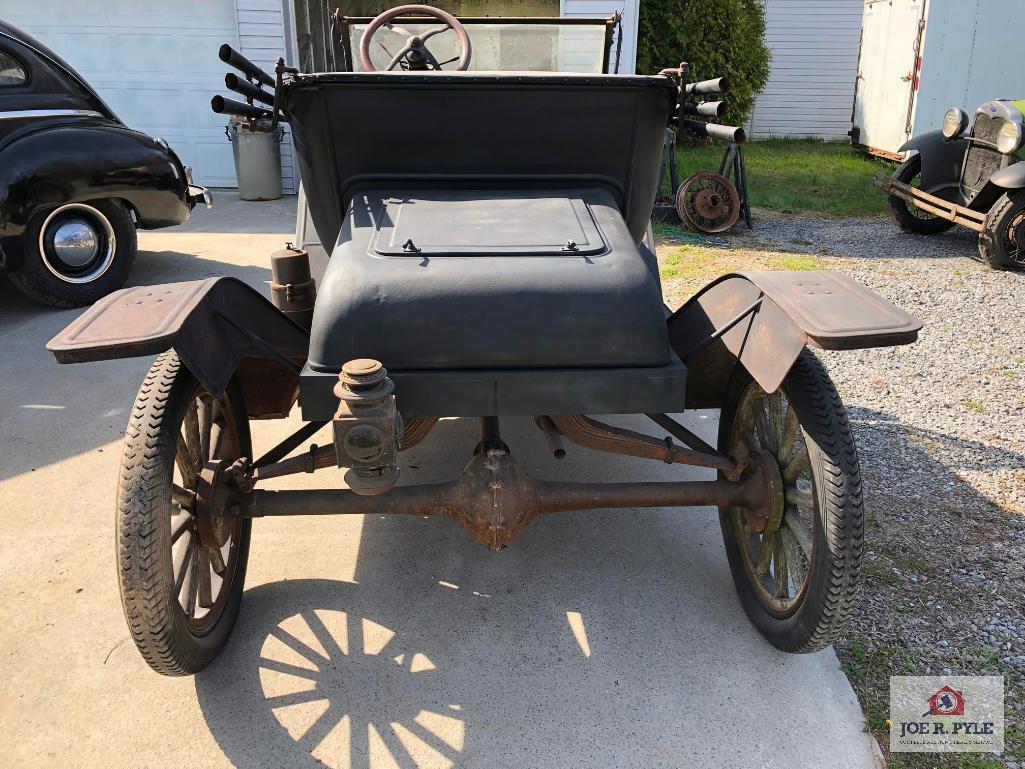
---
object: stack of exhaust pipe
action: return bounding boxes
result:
[663,65,747,145]
[211,44,277,123]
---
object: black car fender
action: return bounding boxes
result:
[46,278,310,420]
[989,161,1025,191]
[0,121,190,262]
[668,271,922,409]
[898,130,967,194]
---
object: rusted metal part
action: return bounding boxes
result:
[676,171,741,233]
[46,277,309,418]
[534,415,567,459]
[252,444,335,482]
[270,243,317,330]
[668,271,922,408]
[239,446,772,550]
[250,417,439,483]
[877,175,986,232]
[333,359,400,496]
[549,414,743,479]
[645,412,720,457]
[195,460,240,549]
[744,450,784,535]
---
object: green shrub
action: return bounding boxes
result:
[637,0,771,127]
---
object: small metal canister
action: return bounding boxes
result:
[270,243,317,329]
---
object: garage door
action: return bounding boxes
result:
[0,0,240,186]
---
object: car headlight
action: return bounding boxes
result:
[997,120,1022,154]
[942,107,968,139]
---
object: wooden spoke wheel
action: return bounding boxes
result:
[116,351,252,675]
[676,171,741,233]
[718,350,865,653]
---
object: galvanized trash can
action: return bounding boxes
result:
[226,118,284,201]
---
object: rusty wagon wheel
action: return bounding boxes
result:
[717,350,864,653]
[676,171,741,233]
[116,351,252,675]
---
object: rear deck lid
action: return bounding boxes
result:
[372,191,607,256]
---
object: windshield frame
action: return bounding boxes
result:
[333,14,621,74]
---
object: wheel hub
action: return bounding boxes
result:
[694,189,724,218]
[743,449,786,534]
[195,460,237,548]
[50,219,99,267]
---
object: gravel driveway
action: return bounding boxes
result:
[659,215,1025,768]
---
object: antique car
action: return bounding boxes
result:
[0,20,210,307]
[882,98,1025,270]
[48,6,923,676]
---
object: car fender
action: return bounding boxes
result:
[899,130,967,193]
[46,278,310,420]
[667,271,921,409]
[0,122,189,259]
[989,161,1025,190]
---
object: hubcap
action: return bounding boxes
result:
[38,203,117,284]
[50,220,99,267]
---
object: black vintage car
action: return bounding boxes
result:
[49,7,923,676]
[883,99,1025,270]
[0,21,209,307]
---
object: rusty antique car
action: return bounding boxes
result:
[882,98,1025,271]
[47,6,922,676]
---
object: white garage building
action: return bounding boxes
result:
[0,0,638,194]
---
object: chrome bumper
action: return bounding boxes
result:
[185,166,213,210]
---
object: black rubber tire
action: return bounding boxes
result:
[117,351,251,675]
[978,191,1025,271]
[887,154,956,235]
[8,199,137,308]
[718,350,865,653]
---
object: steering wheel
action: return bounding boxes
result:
[359,4,472,72]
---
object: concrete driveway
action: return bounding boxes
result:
[0,195,881,769]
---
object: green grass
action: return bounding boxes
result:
[673,138,892,218]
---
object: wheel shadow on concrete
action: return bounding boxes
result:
[0,249,271,483]
[195,416,880,769]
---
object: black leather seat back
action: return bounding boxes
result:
[284,71,676,250]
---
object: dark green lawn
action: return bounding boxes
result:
[674,138,893,218]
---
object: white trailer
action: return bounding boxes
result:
[852,0,1025,159]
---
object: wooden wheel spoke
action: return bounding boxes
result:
[184,548,199,617]
[772,534,789,598]
[175,437,198,488]
[783,505,814,556]
[780,526,809,591]
[752,398,777,455]
[209,419,225,461]
[183,399,203,469]
[785,486,815,510]
[197,547,213,609]
[197,396,212,466]
[755,532,774,575]
[777,404,799,462]
[782,447,810,485]
[171,483,195,510]
[174,535,196,598]
[209,545,227,576]
[170,514,193,545]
